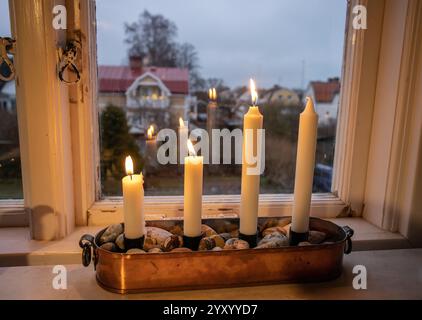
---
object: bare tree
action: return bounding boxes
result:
[125,10,179,67]
[176,42,204,91]
[125,10,205,91]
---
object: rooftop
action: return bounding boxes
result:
[98,65,189,94]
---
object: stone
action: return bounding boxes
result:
[115,233,125,250]
[100,223,123,244]
[308,231,327,244]
[198,235,225,251]
[100,242,117,252]
[298,241,312,246]
[260,218,291,232]
[171,247,192,253]
[262,226,287,238]
[212,247,223,251]
[162,235,183,252]
[126,248,146,254]
[148,247,163,253]
[169,224,184,236]
[229,230,239,238]
[281,223,291,237]
[143,227,173,251]
[219,233,232,242]
[224,238,250,250]
[201,224,218,237]
[256,233,289,249]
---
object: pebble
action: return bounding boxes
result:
[168,225,184,236]
[115,233,125,250]
[171,247,192,253]
[281,223,291,237]
[262,226,287,238]
[126,248,146,254]
[212,247,223,251]
[298,241,313,246]
[201,224,218,237]
[100,242,118,252]
[224,238,250,250]
[100,223,123,244]
[143,227,173,251]
[260,218,291,232]
[162,235,183,252]
[256,233,289,249]
[198,235,225,251]
[219,233,232,242]
[148,247,163,253]
[308,231,327,244]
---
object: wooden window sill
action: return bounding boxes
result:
[0,248,421,299]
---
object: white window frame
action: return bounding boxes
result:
[1,0,422,246]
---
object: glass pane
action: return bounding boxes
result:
[97,0,346,197]
[0,0,23,199]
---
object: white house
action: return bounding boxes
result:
[304,78,340,125]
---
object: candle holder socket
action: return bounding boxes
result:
[183,234,203,251]
[239,232,258,248]
[289,228,309,246]
[124,235,145,251]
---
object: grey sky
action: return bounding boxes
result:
[1,0,347,89]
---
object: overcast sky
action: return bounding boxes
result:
[1,0,347,89]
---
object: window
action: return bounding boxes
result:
[0,0,22,200]
[96,0,347,197]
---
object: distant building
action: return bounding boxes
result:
[262,87,300,106]
[0,80,16,113]
[98,56,193,134]
[304,78,340,125]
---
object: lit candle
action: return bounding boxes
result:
[240,79,263,237]
[122,156,145,239]
[207,88,218,168]
[145,125,157,171]
[184,139,203,237]
[207,88,218,135]
[291,97,318,234]
[178,118,188,164]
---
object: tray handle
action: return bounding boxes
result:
[342,226,354,254]
[79,234,96,269]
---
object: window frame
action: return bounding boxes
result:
[1,0,421,248]
[85,0,356,224]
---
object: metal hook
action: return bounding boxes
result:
[58,40,81,85]
[0,37,16,82]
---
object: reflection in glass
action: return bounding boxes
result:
[97,0,346,197]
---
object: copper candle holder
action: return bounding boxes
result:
[79,216,354,294]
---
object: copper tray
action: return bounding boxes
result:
[79,217,353,294]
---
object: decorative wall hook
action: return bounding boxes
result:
[58,39,81,84]
[0,37,16,82]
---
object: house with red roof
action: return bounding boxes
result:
[98,56,193,134]
[304,77,340,125]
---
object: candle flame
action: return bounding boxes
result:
[147,125,154,139]
[208,88,217,101]
[250,78,258,106]
[187,139,196,156]
[179,117,185,128]
[125,156,134,176]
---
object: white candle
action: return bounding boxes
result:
[145,125,158,171]
[240,79,263,236]
[207,88,218,134]
[122,156,145,239]
[178,118,189,164]
[291,97,318,233]
[184,140,203,237]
